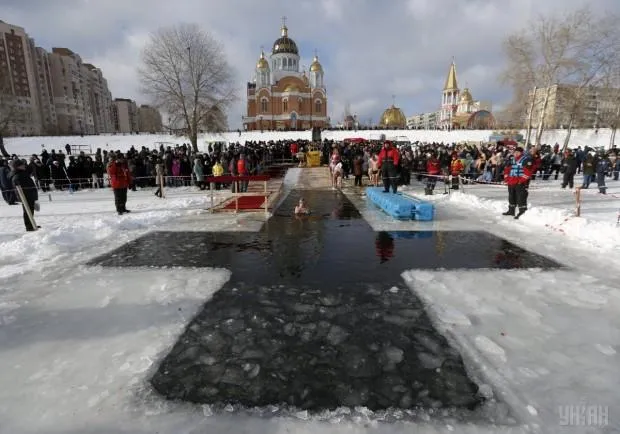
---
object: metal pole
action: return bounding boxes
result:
[15,185,37,231]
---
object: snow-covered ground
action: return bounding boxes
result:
[0,187,233,279]
[3,127,618,156]
[400,175,620,252]
[0,168,618,434]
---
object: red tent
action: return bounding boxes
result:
[344,138,366,144]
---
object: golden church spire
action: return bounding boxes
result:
[281,16,288,37]
[443,58,458,91]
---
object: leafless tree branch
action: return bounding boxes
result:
[138,23,237,151]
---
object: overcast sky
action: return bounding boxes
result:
[3,0,618,128]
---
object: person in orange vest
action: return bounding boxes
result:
[107,152,132,215]
[450,152,464,190]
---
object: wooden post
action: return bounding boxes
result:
[575,187,581,217]
[210,180,214,212]
[264,180,268,214]
[15,185,37,231]
[234,179,238,213]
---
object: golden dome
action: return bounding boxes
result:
[284,84,300,92]
[272,21,298,55]
[256,51,268,69]
[460,88,473,103]
[380,105,407,128]
[310,55,323,72]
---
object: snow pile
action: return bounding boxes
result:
[402,269,620,432]
[5,127,617,156]
[404,189,620,252]
[447,192,620,251]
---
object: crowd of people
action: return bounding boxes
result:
[1,138,618,230]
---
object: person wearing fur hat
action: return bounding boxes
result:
[11,159,39,231]
[502,146,534,219]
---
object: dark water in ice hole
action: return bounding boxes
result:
[89,189,561,413]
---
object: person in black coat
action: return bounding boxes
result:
[11,159,39,231]
[0,159,18,205]
[560,149,578,189]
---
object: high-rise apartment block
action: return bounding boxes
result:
[0,19,162,137]
[112,98,139,133]
[0,21,41,136]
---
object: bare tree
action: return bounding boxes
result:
[139,23,236,152]
[559,13,620,151]
[501,7,604,146]
[595,59,620,148]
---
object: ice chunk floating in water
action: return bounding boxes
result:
[89,189,562,413]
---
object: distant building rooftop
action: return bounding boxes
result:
[52,47,76,56]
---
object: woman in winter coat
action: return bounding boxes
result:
[581,154,596,188]
[171,157,181,186]
[0,159,18,205]
[193,157,205,190]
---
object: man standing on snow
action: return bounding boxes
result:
[107,152,132,215]
[377,141,400,194]
[502,146,533,220]
[11,159,39,231]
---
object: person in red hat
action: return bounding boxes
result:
[502,146,533,219]
[377,141,400,193]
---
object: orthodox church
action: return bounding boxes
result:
[439,60,495,130]
[243,18,328,131]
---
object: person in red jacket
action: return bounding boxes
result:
[376,141,400,193]
[290,142,299,162]
[107,153,132,215]
[449,152,464,190]
[237,154,249,192]
[502,146,534,219]
[425,152,441,195]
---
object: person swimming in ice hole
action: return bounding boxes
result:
[294,197,310,215]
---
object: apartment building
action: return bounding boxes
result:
[112,98,139,133]
[0,20,42,136]
[32,45,58,134]
[84,64,113,134]
[407,111,440,130]
[527,84,620,129]
[138,105,163,133]
[0,20,116,137]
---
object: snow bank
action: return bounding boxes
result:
[409,191,620,252]
[5,128,617,156]
[0,192,213,279]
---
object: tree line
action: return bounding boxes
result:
[500,6,620,149]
